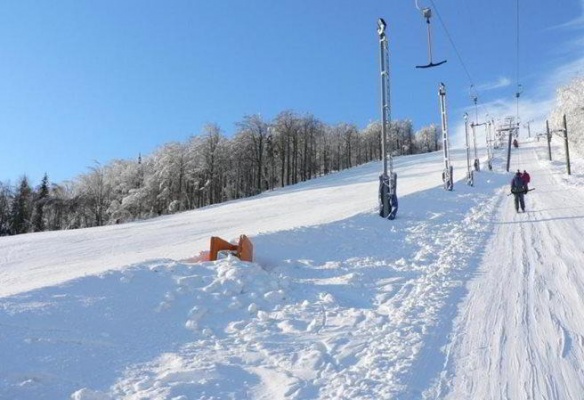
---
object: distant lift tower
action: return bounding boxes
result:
[439,83,453,191]
[471,120,487,172]
[498,117,518,172]
[486,120,494,170]
[377,18,398,220]
[471,95,481,172]
[463,113,474,186]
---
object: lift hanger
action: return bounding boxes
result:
[414,1,447,69]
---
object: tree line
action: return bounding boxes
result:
[0,111,441,236]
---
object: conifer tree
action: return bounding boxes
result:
[32,173,50,232]
[0,181,13,235]
[10,176,33,234]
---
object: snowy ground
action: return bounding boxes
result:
[431,140,584,399]
[1,138,583,399]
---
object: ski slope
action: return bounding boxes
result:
[1,139,583,399]
[0,147,475,299]
[431,142,584,399]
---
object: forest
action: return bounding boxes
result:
[0,111,441,236]
[2,68,584,237]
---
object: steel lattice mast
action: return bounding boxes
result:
[439,83,453,191]
[377,18,398,219]
[463,112,473,186]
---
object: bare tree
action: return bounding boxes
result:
[237,114,269,193]
[201,124,229,205]
[273,111,301,187]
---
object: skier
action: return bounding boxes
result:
[510,170,527,212]
[522,170,531,191]
[513,138,519,148]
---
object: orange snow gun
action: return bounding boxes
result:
[209,234,253,262]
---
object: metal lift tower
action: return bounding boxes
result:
[377,18,398,220]
[439,83,453,191]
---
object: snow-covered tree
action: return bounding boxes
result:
[361,121,383,163]
[549,76,584,156]
[77,163,112,227]
[237,114,269,194]
[1,108,439,235]
[273,110,302,186]
[415,124,440,153]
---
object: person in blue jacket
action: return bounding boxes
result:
[511,170,527,212]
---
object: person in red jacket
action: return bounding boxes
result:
[522,170,531,190]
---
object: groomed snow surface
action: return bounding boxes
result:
[1,138,583,399]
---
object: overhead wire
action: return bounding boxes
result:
[426,0,492,120]
[514,0,522,171]
[516,0,520,90]
[427,0,474,88]
[515,0,522,135]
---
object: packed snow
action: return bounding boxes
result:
[1,137,583,399]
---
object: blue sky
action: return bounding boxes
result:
[1,0,583,185]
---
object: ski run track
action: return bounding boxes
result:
[1,138,583,399]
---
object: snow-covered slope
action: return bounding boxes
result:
[432,142,584,399]
[1,139,583,399]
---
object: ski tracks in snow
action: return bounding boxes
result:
[86,177,504,399]
[432,142,584,400]
[6,141,583,399]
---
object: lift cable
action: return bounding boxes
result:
[427,0,493,122]
[427,0,473,86]
[515,0,522,136]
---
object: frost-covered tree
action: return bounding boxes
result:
[2,107,436,234]
[333,123,359,169]
[106,158,145,222]
[41,182,76,231]
[273,110,301,186]
[78,163,111,227]
[389,120,414,155]
[361,121,382,163]
[230,128,257,197]
[10,176,33,234]
[194,124,230,205]
[237,114,269,193]
[549,76,584,156]
[415,124,440,153]
[148,142,190,213]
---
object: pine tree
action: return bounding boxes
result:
[0,181,13,235]
[32,173,50,232]
[10,176,33,235]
